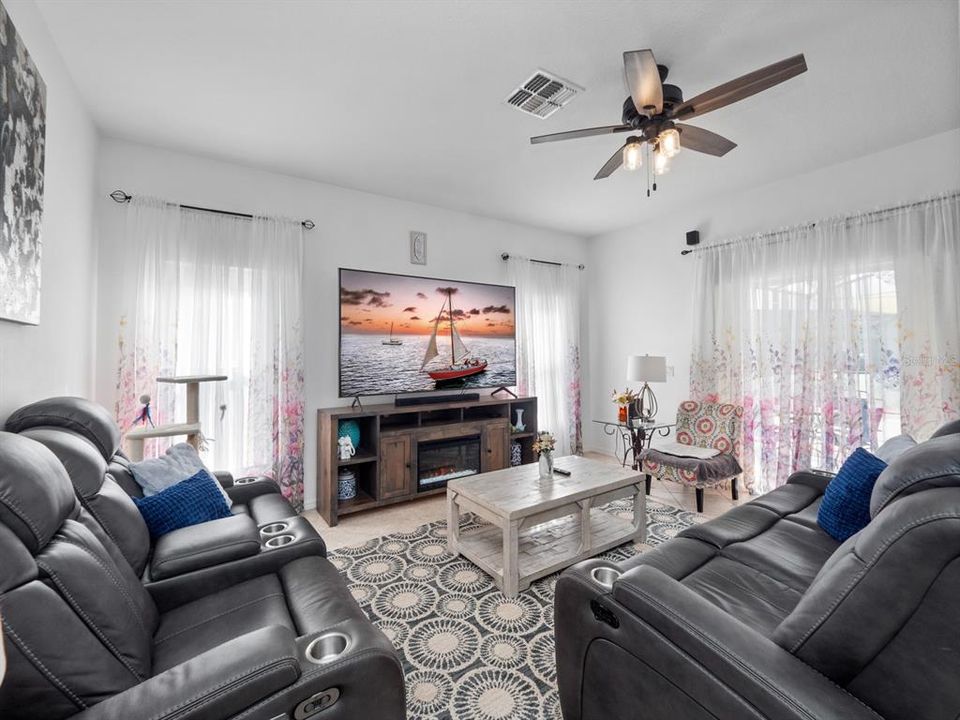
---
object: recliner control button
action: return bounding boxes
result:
[293,688,340,719]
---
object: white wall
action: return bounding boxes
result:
[0,1,99,420]
[584,128,960,454]
[95,139,587,510]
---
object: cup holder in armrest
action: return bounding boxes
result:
[235,477,258,485]
[305,632,351,664]
[260,521,290,537]
[264,534,295,549]
[591,566,622,589]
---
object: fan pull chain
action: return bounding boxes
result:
[652,143,658,193]
[646,144,652,197]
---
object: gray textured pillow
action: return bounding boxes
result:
[129,443,232,507]
[874,434,917,464]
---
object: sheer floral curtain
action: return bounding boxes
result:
[508,257,583,456]
[116,197,306,509]
[690,192,960,494]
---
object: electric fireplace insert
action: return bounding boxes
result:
[417,435,481,491]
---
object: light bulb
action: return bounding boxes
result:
[622,141,643,172]
[659,127,681,158]
[654,147,669,175]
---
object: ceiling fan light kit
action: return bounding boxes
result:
[530,49,807,193]
[622,138,644,171]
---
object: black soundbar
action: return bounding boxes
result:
[395,393,480,407]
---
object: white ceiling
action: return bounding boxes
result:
[37,0,959,237]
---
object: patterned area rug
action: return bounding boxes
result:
[328,499,697,720]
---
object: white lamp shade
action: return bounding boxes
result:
[626,355,667,383]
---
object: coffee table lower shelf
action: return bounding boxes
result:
[449,499,644,596]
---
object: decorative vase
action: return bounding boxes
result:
[337,469,357,501]
[538,451,554,480]
[338,419,361,448]
[514,408,526,432]
[510,441,523,467]
[617,405,628,423]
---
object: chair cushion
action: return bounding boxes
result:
[930,418,960,438]
[874,434,917,463]
[749,483,822,516]
[721,520,839,591]
[0,433,78,553]
[4,396,122,459]
[641,449,742,488]
[133,469,232,539]
[680,555,805,635]
[783,496,823,530]
[870,433,960,517]
[679,504,781,549]
[626,520,813,637]
[817,448,887,542]
[152,574,294,672]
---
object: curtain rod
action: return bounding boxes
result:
[501,252,585,270]
[109,190,316,230]
[680,190,960,256]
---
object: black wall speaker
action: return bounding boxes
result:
[686,230,700,246]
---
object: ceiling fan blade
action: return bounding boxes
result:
[668,54,807,121]
[676,124,737,156]
[594,144,627,180]
[530,125,631,145]
[623,49,663,116]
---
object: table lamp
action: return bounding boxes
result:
[626,355,667,421]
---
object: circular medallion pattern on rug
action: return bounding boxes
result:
[329,498,695,719]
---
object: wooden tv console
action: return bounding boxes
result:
[317,396,538,526]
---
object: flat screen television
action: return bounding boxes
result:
[339,268,517,397]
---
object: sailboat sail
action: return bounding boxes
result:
[451,322,469,364]
[420,309,442,370]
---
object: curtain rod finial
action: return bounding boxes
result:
[110,190,131,204]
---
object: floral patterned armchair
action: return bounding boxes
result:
[640,400,744,512]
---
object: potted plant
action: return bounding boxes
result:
[612,388,637,423]
[532,430,557,480]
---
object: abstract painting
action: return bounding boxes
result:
[0,1,46,325]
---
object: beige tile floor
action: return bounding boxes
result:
[303,451,743,551]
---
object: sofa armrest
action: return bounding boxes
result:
[149,514,261,581]
[787,468,835,492]
[146,516,326,611]
[234,616,406,720]
[225,476,281,505]
[610,565,881,720]
[69,626,299,720]
[212,470,234,489]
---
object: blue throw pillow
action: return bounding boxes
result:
[133,468,232,539]
[817,448,888,542]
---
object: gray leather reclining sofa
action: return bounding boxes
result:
[556,420,960,720]
[4,397,329,606]
[0,397,405,720]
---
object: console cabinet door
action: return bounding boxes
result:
[482,422,509,472]
[380,435,413,499]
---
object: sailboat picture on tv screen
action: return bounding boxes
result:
[339,268,517,396]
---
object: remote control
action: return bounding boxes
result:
[553,467,572,477]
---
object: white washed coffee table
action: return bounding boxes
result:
[446,455,646,597]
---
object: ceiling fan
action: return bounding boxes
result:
[531,50,807,186]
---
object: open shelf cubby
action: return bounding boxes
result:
[336,461,378,515]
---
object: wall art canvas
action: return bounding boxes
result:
[0,1,46,325]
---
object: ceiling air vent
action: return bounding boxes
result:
[505,70,583,119]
